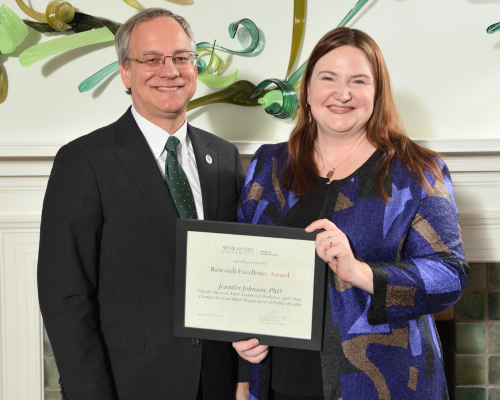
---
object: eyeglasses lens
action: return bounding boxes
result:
[139,52,197,71]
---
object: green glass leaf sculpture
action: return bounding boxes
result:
[0,62,7,103]
[196,18,259,55]
[258,90,283,110]
[197,58,206,73]
[487,22,500,34]
[198,69,239,88]
[0,5,28,54]
[288,0,370,88]
[196,41,238,88]
[166,0,194,4]
[248,79,298,120]
[79,61,119,92]
[337,0,370,28]
[285,0,305,80]
[197,41,219,74]
[123,0,139,9]
[187,80,264,111]
[19,27,115,67]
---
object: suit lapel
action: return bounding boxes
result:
[113,110,179,241]
[189,125,219,221]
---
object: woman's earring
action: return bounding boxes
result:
[307,103,313,124]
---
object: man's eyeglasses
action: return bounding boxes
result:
[126,51,198,71]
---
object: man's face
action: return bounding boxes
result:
[120,17,197,129]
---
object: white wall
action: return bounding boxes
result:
[1,0,500,144]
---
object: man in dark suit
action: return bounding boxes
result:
[38,8,244,400]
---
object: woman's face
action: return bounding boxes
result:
[307,45,375,140]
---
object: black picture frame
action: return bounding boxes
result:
[174,219,326,351]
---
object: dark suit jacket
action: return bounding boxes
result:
[38,109,244,400]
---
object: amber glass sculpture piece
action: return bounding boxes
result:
[288,0,370,88]
[45,1,75,31]
[285,0,305,80]
[0,63,7,103]
[16,0,75,31]
[187,80,264,111]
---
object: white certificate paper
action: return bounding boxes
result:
[184,231,317,339]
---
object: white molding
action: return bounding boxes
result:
[0,160,53,177]
[451,172,500,186]
[3,139,499,158]
[413,139,500,153]
[459,212,500,227]
[0,230,43,400]
[0,215,41,230]
[443,156,500,173]
[0,143,63,158]
[0,177,48,193]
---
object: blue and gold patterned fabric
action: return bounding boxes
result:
[238,143,468,400]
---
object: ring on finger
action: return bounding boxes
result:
[328,235,333,247]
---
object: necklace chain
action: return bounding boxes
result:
[318,135,365,181]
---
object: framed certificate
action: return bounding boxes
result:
[174,219,326,351]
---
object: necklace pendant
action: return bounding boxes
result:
[326,169,334,179]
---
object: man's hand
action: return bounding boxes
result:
[232,339,268,363]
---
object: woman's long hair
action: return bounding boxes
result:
[281,27,442,202]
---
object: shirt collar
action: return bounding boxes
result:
[131,105,191,160]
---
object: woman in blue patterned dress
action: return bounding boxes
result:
[233,27,468,400]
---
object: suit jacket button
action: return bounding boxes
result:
[190,338,200,347]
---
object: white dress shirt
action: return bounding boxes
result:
[131,106,204,220]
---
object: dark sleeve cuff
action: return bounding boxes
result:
[367,262,388,325]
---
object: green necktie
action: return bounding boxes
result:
[164,135,198,219]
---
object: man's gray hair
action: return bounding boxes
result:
[115,8,197,67]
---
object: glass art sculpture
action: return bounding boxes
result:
[187,80,263,111]
[79,17,255,93]
[166,0,194,4]
[123,0,139,9]
[79,61,119,92]
[23,12,121,34]
[15,0,75,31]
[19,9,120,69]
[0,4,28,103]
[3,0,372,121]
[247,0,371,120]
[0,4,27,53]
[196,40,239,88]
[196,18,260,55]
[285,0,305,81]
[0,63,6,103]
[20,27,115,67]
[487,22,500,34]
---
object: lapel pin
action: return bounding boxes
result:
[205,155,212,164]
